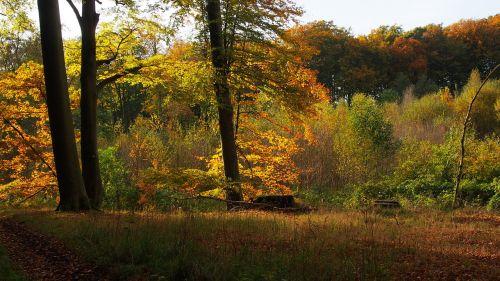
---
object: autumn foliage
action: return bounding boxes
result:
[0,3,498,211]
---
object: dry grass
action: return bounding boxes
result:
[4,208,499,281]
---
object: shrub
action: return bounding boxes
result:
[350,93,395,151]
[455,72,499,137]
[487,192,500,212]
[347,180,397,209]
[459,179,496,206]
[99,146,138,210]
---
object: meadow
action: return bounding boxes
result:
[1,208,498,280]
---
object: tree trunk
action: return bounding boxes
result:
[80,0,103,208]
[206,0,243,208]
[37,0,90,211]
[453,64,499,209]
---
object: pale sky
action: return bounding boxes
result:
[55,0,499,38]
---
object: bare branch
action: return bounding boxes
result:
[65,0,82,27]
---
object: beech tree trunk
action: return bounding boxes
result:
[37,0,90,211]
[206,0,243,207]
[80,0,103,208]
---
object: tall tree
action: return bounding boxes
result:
[168,0,309,202]
[66,0,103,208]
[206,0,242,205]
[37,0,90,211]
[80,0,103,208]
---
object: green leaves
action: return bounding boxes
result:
[350,93,395,152]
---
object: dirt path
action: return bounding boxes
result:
[0,218,108,281]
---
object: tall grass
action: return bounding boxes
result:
[13,209,500,281]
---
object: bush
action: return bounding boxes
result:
[459,179,496,206]
[487,193,500,211]
[401,177,454,199]
[350,93,395,151]
[296,188,352,209]
[99,146,138,210]
[152,188,226,212]
[347,180,397,209]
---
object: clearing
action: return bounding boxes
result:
[0,209,498,281]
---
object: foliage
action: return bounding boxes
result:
[0,62,57,200]
[0,7,498,212]
[99,146,138,210]
[487,192,500,212]
[350,94,395,152]
[455,70,500,137]
[290,16,499,101]
[0,0,41,72]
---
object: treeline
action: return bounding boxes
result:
[0,0,498,211]
[292,15,499,102]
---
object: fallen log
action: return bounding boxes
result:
[373,200,401,208]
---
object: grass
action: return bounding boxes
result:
[6,208,500,281]
[0,244,26,281]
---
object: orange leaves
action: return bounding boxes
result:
[0,62,55,200]
[445,15,500,53]
[391,37,428,80]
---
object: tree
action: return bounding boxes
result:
[205,0,242,205]
[0,0,41,72]
[37,0,90,211]
[287,21,392,102]
[166,0,327,203]
[445,15,499,78]
[64,0,103,208]
[453,65,499,208]
[409,24,468,89]
[65,1,162,208]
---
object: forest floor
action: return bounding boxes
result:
[0,208,498,281]
[0,214,108,281]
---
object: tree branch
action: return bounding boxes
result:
[2,117,57,179]
[96,65,143,91]
[15,184,58,206]
[97,28,136,67]
[65,0,82,27]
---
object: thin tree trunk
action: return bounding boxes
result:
[37,0,90,211]
[206,0,242,208]
[80,0,103,208]
[453,64,499,208]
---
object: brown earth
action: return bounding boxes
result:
[0,217,108,281]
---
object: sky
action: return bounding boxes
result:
[55,0,499,38]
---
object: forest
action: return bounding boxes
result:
[0,0,499,280]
